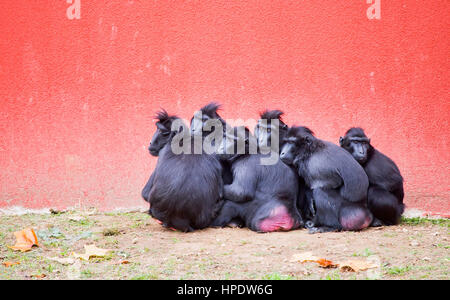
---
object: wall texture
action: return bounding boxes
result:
[0,1,448,215]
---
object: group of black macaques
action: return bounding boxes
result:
[141,103,404,233]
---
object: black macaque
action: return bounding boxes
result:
[254,110,313,222]
[189,102,246,227]
[141,110,224,232]
[212,126,304,232]
[141,111,178,202]
[254,110,289,150]
[190,102,227,137]
[141,111,179,203]
[340,127,405,225]
[280,127,373,233]
[190,102,234,185]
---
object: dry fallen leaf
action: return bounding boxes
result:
[292,252,377,272]
[2,261,20,267]
[47,257,75,265]
[73,244,111,261]
[111,260,130,265]
[32,274,47,279]
[8,228,39,252]
[317,258,338,268]
[338,259,379,272]
[291,252,337,268]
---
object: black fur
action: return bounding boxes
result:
[200,102,222,118]
[189,103,239,225]
[255,112,311,222]
[141,111,224,232]
[141,110,179,202]
[212,126,304,232]
[255,110,289,151]
[280,126,373,233]
[147,110,179,156]
[340,127,404,225]
[190,102,227,137]
[260,110,285,122]
[191,102,233,184]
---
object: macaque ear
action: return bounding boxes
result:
[339,137,344,146]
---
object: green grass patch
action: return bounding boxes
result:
[262,273,295,280]
[131,273,159,280]
[353,248,374,257]
[385,265,413,276]
[102,228,121,236]
[322,271,342,280]
[401,217,450,227]
[81,269,95,279]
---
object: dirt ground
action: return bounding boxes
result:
[0,210,448,280]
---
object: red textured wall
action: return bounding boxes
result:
[0,1,448,215]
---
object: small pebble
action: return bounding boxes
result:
[410,240,419,246]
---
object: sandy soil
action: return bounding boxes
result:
[0,210,448,280]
